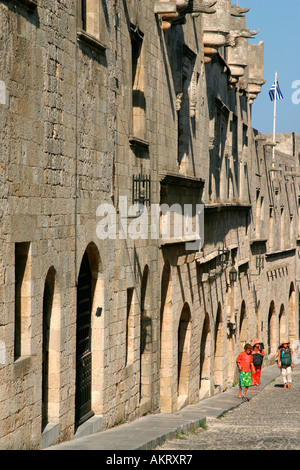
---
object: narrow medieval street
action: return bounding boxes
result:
[156,366,300,450]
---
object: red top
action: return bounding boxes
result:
[236,351,253,372]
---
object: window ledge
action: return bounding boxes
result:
[77,29,106,54]
[129,136,149,149]
[265,247,296,259]
[159,236,201,247]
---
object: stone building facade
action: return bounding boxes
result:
[0,0,299,449]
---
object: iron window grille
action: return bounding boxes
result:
[132,167,151,206]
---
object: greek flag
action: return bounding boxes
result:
[269,80,284,101]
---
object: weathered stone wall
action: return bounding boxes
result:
[0,0,299,449]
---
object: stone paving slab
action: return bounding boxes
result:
[47,364,280,450]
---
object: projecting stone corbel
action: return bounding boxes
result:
[254,135,267,142]
[154,1,180,31]
[154,2,177,14]
[176,0,189,10]
[247,79,266,103]
[263,141,276,148]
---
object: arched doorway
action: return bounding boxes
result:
[140,265,152,403]
[75,251,93,428]
[279,304,286,344]
[214,303,224,390]
[199,313,211,399]
[267,301,277,355]
[160,261,173,412]
[239,301,247,352]
[42,267,60,431]
[178,303,191,402]
[289,283,296,344]
[256,301,261,340]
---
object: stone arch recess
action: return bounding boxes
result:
[214,303,224,390]
[177,303,192,406]
[42,266,61,430]
[159,261,174,413]
[289,283,296,344]
[199,312,211,399]
[239,301,247,353]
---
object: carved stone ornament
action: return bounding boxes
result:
[230,5,250,17]
[175,92,183,111]
[189,72,198,117]
[184,0,217,14]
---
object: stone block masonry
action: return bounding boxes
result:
[0,0,299,449]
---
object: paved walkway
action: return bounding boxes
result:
[157,365,300,450]
[48,364,282,450]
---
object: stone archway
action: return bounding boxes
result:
[239,301,247,353]
[177,303,192,407]
[279,304,286,344]
[140,265,152,404]
[289,283,296,344]
[42,266,61,431]
[75,251,93,428]
[160,261,174,413]
[256,301,261,340]
[268,301,277,355]
[214,303,224,391]
[199,313,211,400]
[75,242,102,429]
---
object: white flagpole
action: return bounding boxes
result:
[272,71,277,166]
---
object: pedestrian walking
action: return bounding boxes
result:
[236,344,255,400]
[277,340,294,388]
[251,339,264,385]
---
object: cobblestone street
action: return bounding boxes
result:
[156,366,300,450]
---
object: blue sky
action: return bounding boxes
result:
[241,0,300,135]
